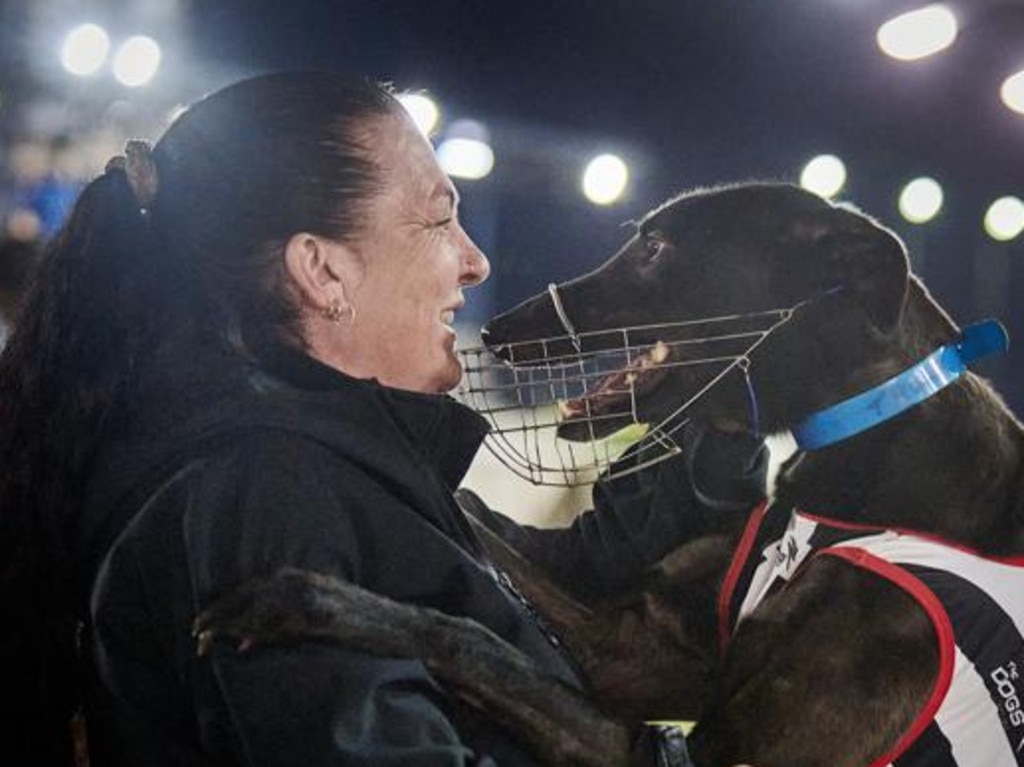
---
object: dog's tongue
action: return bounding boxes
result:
[558,341,671,422]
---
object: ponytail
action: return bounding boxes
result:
[0,164,160,764]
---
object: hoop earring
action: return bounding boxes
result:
[324,300,355,325]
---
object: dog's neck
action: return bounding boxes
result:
[772,290,1024,555]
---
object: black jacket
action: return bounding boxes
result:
[76,341,766,766]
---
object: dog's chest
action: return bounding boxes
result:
[722,505,1024,766]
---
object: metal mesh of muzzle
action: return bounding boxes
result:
[456,307,798,486]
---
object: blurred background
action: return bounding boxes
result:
[0,0,1022,519]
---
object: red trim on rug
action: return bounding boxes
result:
[798,510,1024,567]
[717,499,770,655]
[820,547,956,767]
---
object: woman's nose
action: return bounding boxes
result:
[460,231,491,286]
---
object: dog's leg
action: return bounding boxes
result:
[194,568,634,767]
[464,509,599,634]
[579,535,734,722]
[462,492,734,722]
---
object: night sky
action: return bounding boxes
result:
[185,0,1024,186]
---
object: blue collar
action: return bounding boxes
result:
[792,320,1009,451]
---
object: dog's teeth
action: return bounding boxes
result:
[650,341,669,364]
[557,400,575,419]
[625,372,637,385]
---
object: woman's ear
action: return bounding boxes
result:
[283,233,359,313]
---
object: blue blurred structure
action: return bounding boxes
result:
[20,175,81,238]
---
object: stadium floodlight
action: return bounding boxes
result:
[800,154,847,199]
[1001,69,1024,116]
[984,197,1024,242]
[437,120,494,180]
[877,4,958,61]
[112,36,161,87]
[61,23,110,77]
[582,154,629,205]
[398,93,441,136]
[898,177,944,224]
[437,138,494,179]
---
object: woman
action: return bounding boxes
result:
[0,73,765,766]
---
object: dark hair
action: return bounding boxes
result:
[0,236,42,327]
[0,72,402,762]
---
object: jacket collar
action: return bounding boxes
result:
[79,340,490,596]
[253,341,489,489]
[122,338,490,492]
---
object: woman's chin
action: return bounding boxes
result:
[408,353,463,395]
[437,357,464,393]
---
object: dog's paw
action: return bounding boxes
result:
[192,567,336,656]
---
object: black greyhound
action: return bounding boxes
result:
[195,183,1024,767]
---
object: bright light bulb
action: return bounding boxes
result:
[60,23,110,76]
[437,138,494,180]
[398,93,441,136]
[984,197,1024,242]
[898,177,944,224]
[582,154,629,205]
[1001,70,1024,116]
[877,5,958,61]
[800,155,847,199]
[112,36,161,87]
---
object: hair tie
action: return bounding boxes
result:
[105,140,158,216]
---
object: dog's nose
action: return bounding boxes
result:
[480,321,504,348]
[479,321,513,358]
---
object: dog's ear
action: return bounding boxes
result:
[787,205,909,335]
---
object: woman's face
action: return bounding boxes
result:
[340,114,490,394]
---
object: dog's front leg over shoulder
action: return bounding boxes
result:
[688,557,938,767]
[196,568,698,767]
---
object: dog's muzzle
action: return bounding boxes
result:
[456,298,800,487]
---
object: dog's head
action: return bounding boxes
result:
[483,182,921,439]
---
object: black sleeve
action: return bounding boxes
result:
[93,433,519,766]
[192,437,522,766]
[206,645,497,767]
[461,424,767,600]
